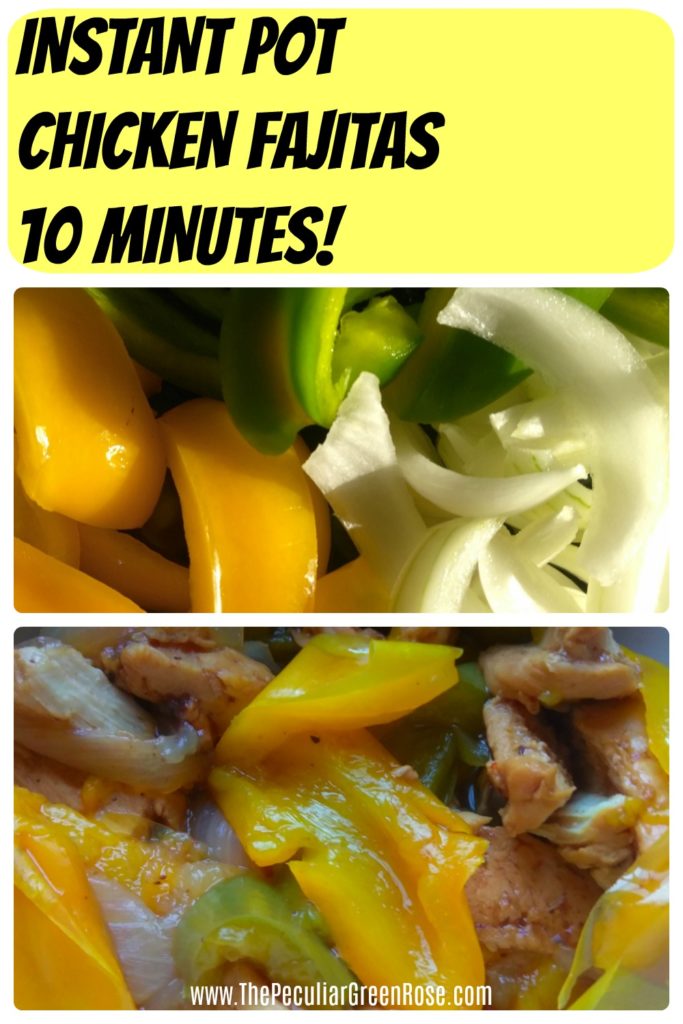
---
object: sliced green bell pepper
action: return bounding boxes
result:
[385,288,532,423]
[220,289,422,454]
[174,874,355,996]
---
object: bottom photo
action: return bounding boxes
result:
[14,626,668,1011]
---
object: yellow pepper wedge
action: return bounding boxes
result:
[294,437,331,574]
[314,557,390,611]
[15,537,143,612]
[217,633,460,763]
[559,830,668,1009]
[14,471,80,567]
[211,731,486,1006]
[160,398,318,611]
[15,787,236,916]
[628,646,669,773]
[14,288,166,528]
[78,524,190,611]
[15,789,134,1009]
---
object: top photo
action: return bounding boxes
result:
[14,286,669,614]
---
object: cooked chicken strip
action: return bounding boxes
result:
[390,627,458,645]
[531,792,640,884]
[465,827,601,955]
[483,697,575,834]
[480,627,640,712]
[572,696,668,851]
[102,631,273,737]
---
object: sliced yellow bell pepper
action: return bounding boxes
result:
[160,398,318,612]
[14,288,165,528]
[15,789,134,1009]
[314,557,390,611]
[217,633,460,763]
[294,436,331,574]
[628,647,669,773]
[14,471,80,566]
[560,829,668,1009]
[15,787,235,916]
[212,731,486,1006]
[78,524,189,612]
[15,537,143,612]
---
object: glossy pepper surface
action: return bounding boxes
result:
[217,633,461,763]
[14,538,143,612]
[15,288,166,528]
[212,730,486,1005]
[161,398,318,611]
[78,524,190,612]
[14,787,134,1009]
[212,635,486,1005]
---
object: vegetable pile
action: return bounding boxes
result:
[14,286,668,611]
[14,627,669,1010]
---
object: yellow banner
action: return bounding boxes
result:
[8,8,673,272]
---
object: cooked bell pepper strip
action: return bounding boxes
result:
[14,538,143,612]
[160,398,318,612]
[174,875,355,995]
[559,829,668,1009]
[211,731,486,1005]
[14,789,134,1009]
[15,288,166,529]
[384,287,531,422]
[15,787,237,916]
[629,647,669,773]
[314,557,390,612]
[221,289,421,454]
[216,633,460,764]
[89,288,221,398]
[78,525,190,612]
[600,288,669,348]
[14,472,80,567]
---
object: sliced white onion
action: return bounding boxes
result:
[393,420,585,519]
[440,288,667,587]
[16,720,206,792]
[490,394,588,468]
[478,528,586,613]
[514,506,580,566]
[303,372,427,587]
[189,799,252,868]
[393,517,503,612]
[88,872,180,1008]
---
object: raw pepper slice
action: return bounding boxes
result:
[78,524,190,612]
[216,633,460,764]
[160,398,318,612]
[14,789,134,1009]
[211,730,486,1006]
[15,288,166,529]
[14,472,80,567]
[14,537,143,613]
[220,289,420,454]
[385,287,531,422]
[314,557,390,612]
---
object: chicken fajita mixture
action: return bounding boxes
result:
[14,626,668,1010]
